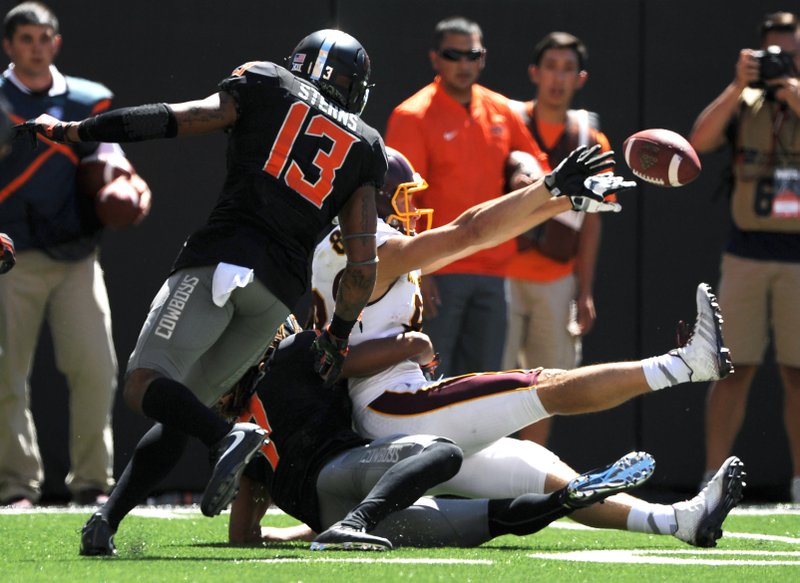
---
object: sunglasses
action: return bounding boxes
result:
[438,48,486,62]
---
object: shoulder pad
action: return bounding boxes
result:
[228,61,278,79]
[64,76,113,105]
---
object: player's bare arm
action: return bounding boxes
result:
[332,184,379,322]
[370,145,630,299]
[342,331,435,378]
[169,91,238,135]
[229,475,272,545]
[17,91,237,144]
[372,181,567,296]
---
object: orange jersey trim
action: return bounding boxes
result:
[90,98,112,115]
[0,113,80,204]
[238,394,280,470]
[231,62,259,77]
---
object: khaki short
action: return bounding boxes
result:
[718,253,800,367]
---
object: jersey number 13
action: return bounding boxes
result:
[263,101,358,208]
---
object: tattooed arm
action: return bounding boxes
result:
[19,91,238,144]
[331,184,379,325]
[310,185,377,385]
[169,92,238,135]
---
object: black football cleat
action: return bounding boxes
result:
[200,422,268,517]
[79,512,116,557]
[310,522,393,551]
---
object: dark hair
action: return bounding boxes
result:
[433,16,483,50]
[759,11,798,41]
[532,31,588,70]
[4,2,58,40]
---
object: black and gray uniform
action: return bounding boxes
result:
[246,331,499,547]
[127,62,387,404]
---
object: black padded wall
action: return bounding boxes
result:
[7,0,790,499]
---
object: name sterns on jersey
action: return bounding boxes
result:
[296,81,360,132]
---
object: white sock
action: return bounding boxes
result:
[640,353,693,391]
[626,504,678,535]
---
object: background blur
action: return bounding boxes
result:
[6,0,793,502]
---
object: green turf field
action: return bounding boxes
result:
[1,506,798,582]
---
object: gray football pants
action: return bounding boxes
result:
[317,434,492,547]
[127,265,289,405]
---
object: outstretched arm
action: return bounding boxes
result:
[373,146,631,291]
[18,91,238,144]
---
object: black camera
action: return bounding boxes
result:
[750,45,796,88]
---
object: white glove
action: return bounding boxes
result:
[567,173,632,213]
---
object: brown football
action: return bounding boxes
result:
[622,129,701,187]
[76,157,133,198]
[76,157,146,229]
[95,176,143,229]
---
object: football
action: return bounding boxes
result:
[622,129,701,187]
[95,176,144,229]
[76,157,150,229]
[76,156,133,198]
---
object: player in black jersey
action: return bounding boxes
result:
[16,29,386,553]
[219,321,655,550]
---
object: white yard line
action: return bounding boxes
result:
[245,558,494,565]
[527,549,800,566]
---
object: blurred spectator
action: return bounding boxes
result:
[502,32,611,447]
[0,2,147,507]
[1,94,13,275]
[385,15,546,376]
[689,11,800,501]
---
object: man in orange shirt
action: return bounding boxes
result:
[502,32,611,446]
[385,16,547,376]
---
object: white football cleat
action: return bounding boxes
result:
[673,456,745,547]
[671,283,733,382]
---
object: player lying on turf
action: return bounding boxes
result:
[223,318,656,550]
[82,318,655,553]
[228,323,744,548]
[307,147,746,548]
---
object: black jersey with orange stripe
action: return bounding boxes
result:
[248,330,366,532]
[171,61,387,311]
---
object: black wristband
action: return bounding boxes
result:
[77,103,178,142]
[329,314,357,339]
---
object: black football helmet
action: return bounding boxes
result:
[288,29,372,115]
[378,147,433,235]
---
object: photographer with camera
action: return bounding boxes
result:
[690,11,800,502]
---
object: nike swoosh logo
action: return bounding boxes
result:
[443,130,458,141]
[218,430,246,463]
